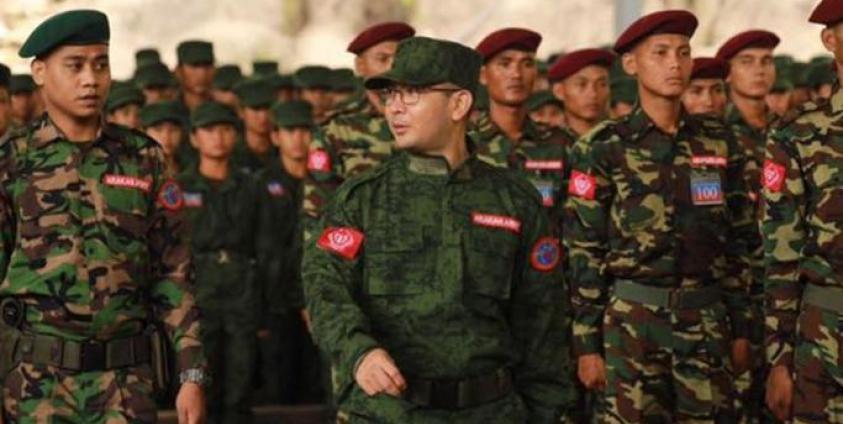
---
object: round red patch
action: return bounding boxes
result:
[530,237,561,272]
[157,180,185,211]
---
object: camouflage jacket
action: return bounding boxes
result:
[762,84,843,370]
[564,106,754,356]
[300,99,393,240]
[302,149,571,422]
[0,115,204,371]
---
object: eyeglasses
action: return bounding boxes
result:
[378,86,462,106]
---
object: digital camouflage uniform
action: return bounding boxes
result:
[565,106,755,422]
[762,84,843,423]
[0,116,204,422]
[178,166,262,423]
[303,150,572,423]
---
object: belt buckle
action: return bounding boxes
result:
[217,250,230,264]
[80,341,106,371]
[0,298,24,328]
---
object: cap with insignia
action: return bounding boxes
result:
[364,36,483,96]
[809,0,843,26]
[106,82,145,112]
[526,90,563,112]
[135,48,161,68]
[9,74,36,94]
[177,40,214,66]
[691,57,729,80]
[548,48,615,82]
[190,101,239,129]
[475,28,542,62]
[213,65,244,91]
[347,22,416,55]
[294,66,334,89]
[613,10,698,55]
[19,9,110,59]
[252,61,279,76]
[140,101,187,128]
[271,100,314,128]
[610,77,638,105]
[0,64,10,88]
[715,30,780,61]
[234,77,275,108]
[134,62,176,89]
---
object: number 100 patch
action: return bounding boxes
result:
[690,173,724,206]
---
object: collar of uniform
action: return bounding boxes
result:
[403,137,478,179]
[830,83,843,114]
[31,113,114,148]
[625,104,691,140]
[724,102,775,132]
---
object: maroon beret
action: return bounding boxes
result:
[346,22,415,54]
[614,10,698,55]
[715,30,780,61]
[475,28,542,61]
[809,0,843,25]
[691,57,729,80]
[548,48,615,82]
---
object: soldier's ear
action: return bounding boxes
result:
[551,81,565,104]
[479,65,489,85]
[354,56,366,76]
[821,27,838,54]
[451,90,473,122]
[621,52,637,77]
[31,60,46,87]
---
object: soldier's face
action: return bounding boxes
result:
[192,123,237,160]
[480,49,538,107]
[144,86,177,104]
[240,106,271,136]
[553,65,610,122]
[300,88,333,122]
[107,103,141,129]
[32,44,111,121]
[384,84,469,153]
[529,103,565,129]
[178,63,214,97]
[624,34,692,99]
[681,79,727,116]
[10,93,34,122]
[355,41,399,79]
[272,126,312,161]
[765,90,792,117]
[727,48,775,99]
[145,121,183,157]
[0,87,10,135]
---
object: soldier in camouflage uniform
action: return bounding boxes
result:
[231,77,276,174]
[0,10,206,423]
[681,57,729,118]
[763,1,843,422]
[564,10,754,422]
[303,35,571,423]
[715,30,781,421]
[548,48,614,139]
[300,23,415,241]
[178,101,261,423]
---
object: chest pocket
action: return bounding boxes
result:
[615,176,666,235]
[463,225,520,300]
[98,174,151,253]
[364,228,428,296]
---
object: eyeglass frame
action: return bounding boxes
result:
[377,84,466,106]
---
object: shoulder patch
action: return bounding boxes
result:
[157,179,185,211]
[267,181,286,197]
[568,170,597,200]
[307,149,332,173]
[103,174,152,192]
[472,212,522,234]
[317,227,364,260]
[530,237,561,272]
[762,160,786,192]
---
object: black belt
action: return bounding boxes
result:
[614,279,721,309]
[404,368,512,410]
[16,332,152,372]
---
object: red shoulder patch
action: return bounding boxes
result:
[568,170,597,200]
[317,227,365,260]
[157,180,184,211]
[307,150,332,173]
[471,213,522,234]
[762,160,786,192]
[530,237,561,272]
[691,156,727,167]
[103,174,152,192]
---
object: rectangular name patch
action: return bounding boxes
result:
[524,160,564,171]
[691,175,724,206]
[691,156,727,167]
[103,174,152,192]
[471,212,522,233]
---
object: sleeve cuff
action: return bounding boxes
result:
[572,334,601,357]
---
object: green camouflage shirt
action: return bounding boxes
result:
[0,115,204,371]
[762,84,843,369]
[302,149,571,421]
[564,106,754,356]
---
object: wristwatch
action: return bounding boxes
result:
[179,368,210,387]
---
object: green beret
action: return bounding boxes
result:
[213,65,244,90]
[252,61,279,76]
[140,101,186,128]
[19,9,110,59]
[0,64,10,88]
[134,63,176,89]
[135,48,161,68]
[526,90,563,112]
[331,68,359,92]
[177,40,214,65]
[473,85,489,111]
[610,77,638,105]
[364,36,482,96]
[266,73,294,90]
[271,100,314,128]
[9,74,35,94]
[807,62,836,89]
[294,66,334,89]
[191,101,239,129]
[234,77,275,108]
[106,82,145,112]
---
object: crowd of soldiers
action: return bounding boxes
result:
[0,0,843,423]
